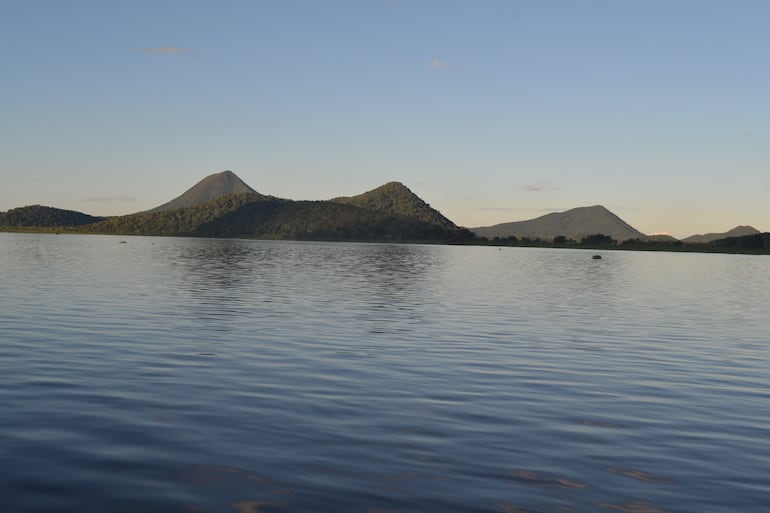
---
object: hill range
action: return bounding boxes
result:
[1,171,469,242]
[0,170,764,247]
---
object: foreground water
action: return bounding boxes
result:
[1,233,769,512]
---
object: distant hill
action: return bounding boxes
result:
[148,170,266,212]
[332,182,458,230]
[472,205,646,242]
[645,234,679,242]
[0,205,103,227]
[682,226,760,243]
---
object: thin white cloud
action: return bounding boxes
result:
[136,47,192,55]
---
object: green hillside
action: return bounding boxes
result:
[0,205,104,227]
[80,193,469,242]
[332,182,458,230]
[84,193,268,236]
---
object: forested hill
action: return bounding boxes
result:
[332,182,458,230]
[83,193,470,241]
[0,174,470,242]
[85,193,268,236]
[0,205,104,227]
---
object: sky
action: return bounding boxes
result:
[2,0,768,239]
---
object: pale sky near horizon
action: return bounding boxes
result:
[2,0,768,239]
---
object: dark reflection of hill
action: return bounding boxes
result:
[168,239,269,338]
[330,243,441,336]
[273,242,441,339]
[166,240,442,344]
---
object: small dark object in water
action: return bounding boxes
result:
[119,241,127,244]
[592,254,602,259]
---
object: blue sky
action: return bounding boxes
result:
[2,0,768,238]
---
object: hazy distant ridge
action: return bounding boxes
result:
[471,205,646,242]
[681,226,760,243]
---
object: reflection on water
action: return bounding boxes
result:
[607,467,670,483]
[504,470,587,489]
[1,234,770,512]
[595,502,669,513]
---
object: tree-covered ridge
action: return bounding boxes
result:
[711,232,770,249]
[195,199,470,241]
[78,192,471,242]
[331,182,459,230]
[83,193,270,236]
[0,205,104,227]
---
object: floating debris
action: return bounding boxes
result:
[592,254,602,259]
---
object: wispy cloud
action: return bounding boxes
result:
[523,182,559,192]
[83,196,135,202]
[427,59,450,69]
[136,47,192,55]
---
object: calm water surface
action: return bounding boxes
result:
[1,233,769,512]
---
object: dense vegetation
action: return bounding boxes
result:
[711,232,770,250]
[0,205,104,227]
[474,232,770,254]
[332,182,458,230]
[195,200,471,241]
[75,193,472,242]
[83,193,267,236]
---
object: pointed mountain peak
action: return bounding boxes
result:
[149,170,261,212]
[332,181,458,230]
